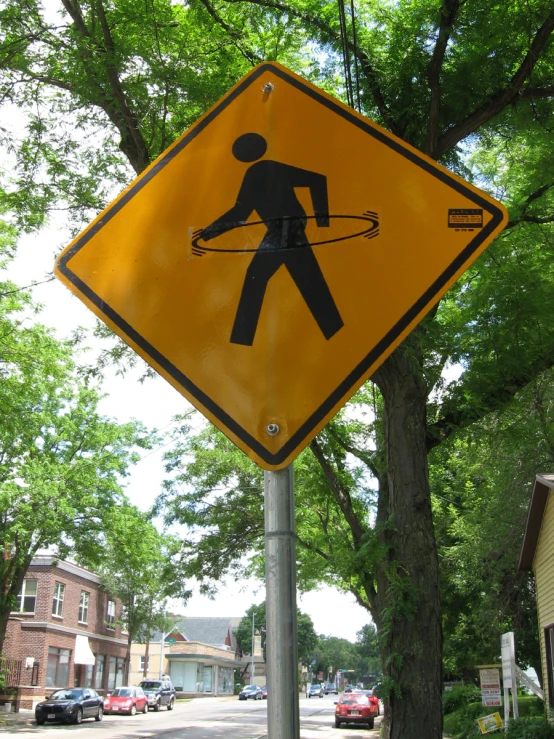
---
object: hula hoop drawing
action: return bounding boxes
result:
[191,211,379,256]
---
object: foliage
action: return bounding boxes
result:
[442,685,482,716]
[431,368,554,681]
[506,717,554,739]
[233,601,317,665]
[3,0,554,735]
[443,697,546,739]
[311,634,361,678]
[98,504,190,683]
[0,278,149,651]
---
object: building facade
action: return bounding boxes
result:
[519,473,554,709]
[130,617,246,695]
[4,556,127,709]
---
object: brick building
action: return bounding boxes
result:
[4,555,127,710]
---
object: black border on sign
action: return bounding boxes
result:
[58,63,505,466]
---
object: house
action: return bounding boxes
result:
[130,616,247,695]
[519,473,554,709]
[4,555,127,710]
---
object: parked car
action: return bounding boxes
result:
[103,686,148,715]
[35,688,104,725]
[325,683,338,694]
[307,684,324,698]
[334,691,379,729]
[343,684,353,692]
[138,679,175,711]
[238,685,264,700]
[261,686,268,699]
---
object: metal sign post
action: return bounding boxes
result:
[264,465,300,739]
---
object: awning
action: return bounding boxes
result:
[74,635,96,666]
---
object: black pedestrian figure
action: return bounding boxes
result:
[200,133,344,346]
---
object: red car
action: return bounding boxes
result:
[335,691,379,729]
[103,687,148,715]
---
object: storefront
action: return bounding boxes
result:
[167,653,242,696]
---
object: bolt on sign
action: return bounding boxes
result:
[55,62,508,470]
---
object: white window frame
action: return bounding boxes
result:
[78,591,89,624]
[139,655,150,671]
[52,582,65,618]
[106,599,116,629]
[15,579,38,613]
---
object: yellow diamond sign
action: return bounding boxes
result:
[55,62,508,470]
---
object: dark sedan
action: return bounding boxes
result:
[238,685,263,700]
[35,688,104,725]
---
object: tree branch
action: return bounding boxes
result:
[222,0,399,133]
[198,0,262,64]
[425,0,461,158]
[60,0,150,173]
[436,8,554,156]
[309,438,366,544]
[327,426,383,485]
[427,354,554,450]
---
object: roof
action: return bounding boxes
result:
[519,474,554,570]
[150,616,239,649]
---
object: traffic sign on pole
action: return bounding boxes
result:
[55,62,508,471]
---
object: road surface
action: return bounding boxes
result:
[3,693,381,738]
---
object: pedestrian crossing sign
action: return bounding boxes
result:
[55,62,508,470]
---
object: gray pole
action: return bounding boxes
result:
[264,464,300,739]
[251,612,255,684]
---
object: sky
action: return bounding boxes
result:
[6,216,372,643]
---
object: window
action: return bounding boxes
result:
[52,582,65,617]
[106,600,116,629]
[84,664,94,688]
[78,591,89,623]
[139,656,150,671]
[15,579,37,613]
[95,655,105,690]
[46,647,70,687]
[107,656,125,689]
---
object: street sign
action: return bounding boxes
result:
[164,637,177,644]
[55,62,508,470]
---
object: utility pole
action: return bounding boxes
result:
[265,465,300,739]
[251,612,255,684]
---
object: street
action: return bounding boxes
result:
[3,694,381,738]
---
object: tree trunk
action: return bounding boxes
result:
[124,633,132,685]
[143,637,150,678]
[374,347,443,739]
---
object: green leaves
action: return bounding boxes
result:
[0,282,149,649]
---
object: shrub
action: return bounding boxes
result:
[505,718,554,739]
[443,685,482,715]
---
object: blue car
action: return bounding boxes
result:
[238,685,263,700]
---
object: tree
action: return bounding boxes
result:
[355,624,381,682]
[234,601,318,667]
[431,368,554,684]
[0,278,148,652]
[3,2,554,736]
[98,504,190,684]
[310,635,360,681]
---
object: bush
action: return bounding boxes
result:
[505,718,554,739]
[443,697,547,739]
[443,685,482,715]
